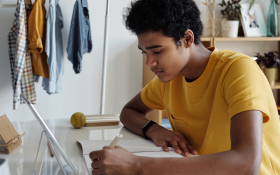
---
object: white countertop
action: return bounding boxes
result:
[2,118,142,175]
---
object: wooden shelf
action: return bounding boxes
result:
[271,82,280,89]
[201,37,211,41]
[201,37,280,42]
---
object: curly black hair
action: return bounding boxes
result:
[123,0,203,46]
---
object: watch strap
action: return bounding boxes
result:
[142,120,157,140]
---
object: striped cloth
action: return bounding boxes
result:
[8,0,36,110]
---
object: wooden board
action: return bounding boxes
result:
[0,135,5,144]
[0,138,22,154]
[0,114,23,154]
[0,114,18,143]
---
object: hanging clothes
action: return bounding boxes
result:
[42,0,64,94]
[28,0,50,80]
[25,0,33,18]
[8,0,36,110]
[66,0,92,74]
[25,0,40,83]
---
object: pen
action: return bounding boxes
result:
[109,134,123,149]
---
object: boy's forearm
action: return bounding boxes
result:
[120,107,174,143]
[136,150,260,175]
[120,107,150,136]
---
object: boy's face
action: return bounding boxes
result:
[137,31,189,83]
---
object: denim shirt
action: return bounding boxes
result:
[43,0,64,94]
[66,0,92,74]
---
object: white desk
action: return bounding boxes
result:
[3,118,142,175]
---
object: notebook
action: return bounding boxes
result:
[77,138,199,175]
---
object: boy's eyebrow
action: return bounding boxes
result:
[138,45,163,50]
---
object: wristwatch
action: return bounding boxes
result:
[142,120,157,140]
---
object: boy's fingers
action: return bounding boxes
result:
[91,159,102,169]
[178,141,190,157]
[185,141,197,155]
[103,146,109,149]
[161,142,169,152]
[89,150,104,161]
[170,140,181,154]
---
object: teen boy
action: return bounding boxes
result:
[89,0,280,174]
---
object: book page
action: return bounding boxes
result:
[77,139,174,155]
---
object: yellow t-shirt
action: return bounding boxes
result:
[141,47,280,175]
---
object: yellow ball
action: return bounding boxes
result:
[70,112,86,129]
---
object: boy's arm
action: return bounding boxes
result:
[90,110,262,175]
[120,92,197,156]
[120,92,153,137]
[137,110,263,175]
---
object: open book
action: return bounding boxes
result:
[77,138,199,174]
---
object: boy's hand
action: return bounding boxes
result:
[89,146,139,175]
[147,125,197,157]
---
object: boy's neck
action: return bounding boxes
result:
[180,43,213,82]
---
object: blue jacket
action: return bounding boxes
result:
[66,0,92,74]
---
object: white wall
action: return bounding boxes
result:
[0,0,142,122]
[0,0,278,122]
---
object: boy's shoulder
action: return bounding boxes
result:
[215,49,253,63]
[210,48,258,72]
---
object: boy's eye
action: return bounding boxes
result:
[154,50,162,54]
[141,51,146,54]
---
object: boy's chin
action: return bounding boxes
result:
[157,75,173,83]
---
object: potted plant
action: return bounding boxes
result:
[218,0,241,37]
[255,51,280,86]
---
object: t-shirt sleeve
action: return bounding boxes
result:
[141,76,165,110]
[223,58,270,123]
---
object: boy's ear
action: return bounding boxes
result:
[183,29,194,47]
